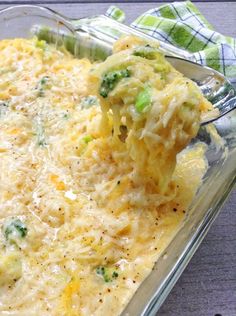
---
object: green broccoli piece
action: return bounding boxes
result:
[135,86,152,113]
[82,135,93,144]
[112,271,119,279]
[36,76,50,97]
[133,46,170,76]
[35,39,47,50]
[99,69,130,98]
[3,219,27,242]
[96,266,110,282]
[133,46,161,60]
[96,266,119,283]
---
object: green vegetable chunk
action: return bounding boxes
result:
[3,219,27,242]
[82,135,93,144]
[35,39,46,50]
[133,46,170,76]
[37,76,50,97]
[100,69,130,98]
[96,266,119,283]
[112,271,119,278]
[135,87,151,113]
[133,45,160,60]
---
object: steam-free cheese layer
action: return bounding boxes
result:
[0,37,209,316]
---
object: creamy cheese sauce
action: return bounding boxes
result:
[0,37,208,316]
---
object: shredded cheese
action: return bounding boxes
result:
[0,36,209,316]
[90,37,213,193]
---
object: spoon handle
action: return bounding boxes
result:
[71,15,196,61]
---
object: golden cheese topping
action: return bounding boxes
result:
[0,37,208,316]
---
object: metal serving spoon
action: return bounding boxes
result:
[166,56,236,125]
[31,10,236,126]
[71,15,236,126]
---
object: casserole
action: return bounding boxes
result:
[0,5,235,316]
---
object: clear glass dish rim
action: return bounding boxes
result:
[0,5,235,316]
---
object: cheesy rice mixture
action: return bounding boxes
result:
[0,36,210,315]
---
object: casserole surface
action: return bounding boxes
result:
[0,37,209,315]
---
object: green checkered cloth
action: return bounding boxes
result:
[106,1,236,84]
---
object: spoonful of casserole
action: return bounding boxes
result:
[89,36,218,193]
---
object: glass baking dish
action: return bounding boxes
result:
[0,5,235,316]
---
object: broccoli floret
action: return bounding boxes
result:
[35,39,46,50]
[36,76,50,97]
[133,45,160,60]
[112,271,119,279]
[135,86,152,113]
[96,266,119,283]
[82,135,93,144]
[133,46,170,76]
[3,219,27,242]
[99,69,130,98]
[96,266,110,282]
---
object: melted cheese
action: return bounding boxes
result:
[0,37,208,316]
[90,37,212,193]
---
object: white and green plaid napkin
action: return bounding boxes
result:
[106,1,236,84]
